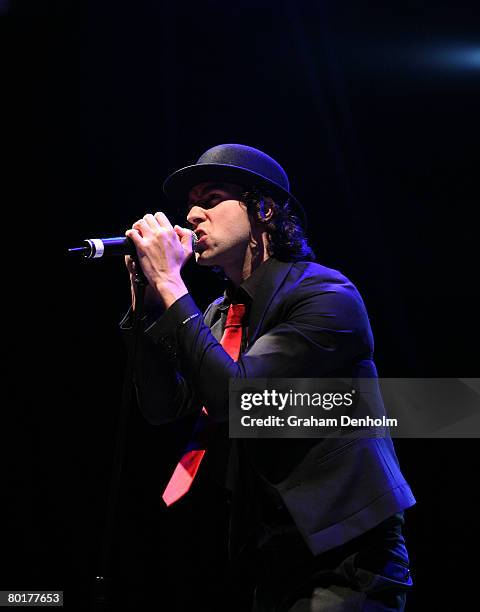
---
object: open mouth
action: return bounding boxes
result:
[194,234,209,254]
[194,229,207,240]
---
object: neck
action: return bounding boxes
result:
[224,231,270,287]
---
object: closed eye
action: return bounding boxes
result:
[203,194,223,208]
[188,193,223,211]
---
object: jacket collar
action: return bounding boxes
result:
[206,258,293,347]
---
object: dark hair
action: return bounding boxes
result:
[241,187,315,262]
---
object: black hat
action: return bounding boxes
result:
[163,143,306,227]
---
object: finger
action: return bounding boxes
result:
[174,225,193,242]
[174,225,196,253]
[132,218,149,237]
[125,228,143,248]
[142,213,159,231]
[154,211,174,229]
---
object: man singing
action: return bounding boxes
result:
[122,144,415,611]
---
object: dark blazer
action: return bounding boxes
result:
[124,258,415,556]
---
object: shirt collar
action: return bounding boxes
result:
[219,257,275,310]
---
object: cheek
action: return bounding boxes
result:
[226,211,251,238]
[211,203,251,243]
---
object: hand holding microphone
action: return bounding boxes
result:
[69,211,196,310]
[123,212,192,309]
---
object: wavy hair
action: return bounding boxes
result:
[241,187,315,262]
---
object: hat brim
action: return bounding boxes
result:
[163,163,306,227]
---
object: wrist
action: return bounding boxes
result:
[153,278,189,310]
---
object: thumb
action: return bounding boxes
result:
[174,225,195,246]
[125,255,138,275]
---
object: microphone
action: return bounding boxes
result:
[68,232,199,258]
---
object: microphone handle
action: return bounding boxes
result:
[68,233,198,259]
[79,237,135,259]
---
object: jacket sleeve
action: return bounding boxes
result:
[141,277,373,424]
[119,306,197,425]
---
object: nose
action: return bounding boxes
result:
[186,205,207,228]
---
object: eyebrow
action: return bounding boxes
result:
[187,183,231,207]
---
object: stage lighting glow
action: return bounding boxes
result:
[425,45,480,70]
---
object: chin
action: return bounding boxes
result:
[195,250,217,266]
[195,243,232,268]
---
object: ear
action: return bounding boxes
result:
[259,196,274,222]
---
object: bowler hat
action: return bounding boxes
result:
[163,144,306,227]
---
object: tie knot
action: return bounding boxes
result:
[225,303,246,327]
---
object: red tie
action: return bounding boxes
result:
[162,303,246,506]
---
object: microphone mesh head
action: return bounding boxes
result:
[191,231,199,252]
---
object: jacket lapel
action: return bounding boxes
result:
[247,259,293,347]
[203,297,224,327]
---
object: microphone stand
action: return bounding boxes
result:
[93,265,148,611]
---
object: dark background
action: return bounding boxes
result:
[3,0,479,610]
